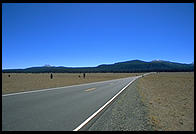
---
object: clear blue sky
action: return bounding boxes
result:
[2,3,194,69]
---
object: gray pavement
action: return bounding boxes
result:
[2,76,137,131]
[88,79,153,131]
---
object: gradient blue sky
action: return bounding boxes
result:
[2,3,194,69]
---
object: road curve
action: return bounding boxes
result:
[2,76,141,131]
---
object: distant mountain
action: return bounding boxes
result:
[43,64,53,67]
[2,60,194,73]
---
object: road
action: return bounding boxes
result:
[2,76,141,131]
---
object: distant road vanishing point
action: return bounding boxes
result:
[2,73,153,131]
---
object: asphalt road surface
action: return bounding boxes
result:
[2,76,140,131]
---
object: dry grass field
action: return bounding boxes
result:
[136,72,194,131]
[2,73,143,94]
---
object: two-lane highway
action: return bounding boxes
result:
[2,76,140,131]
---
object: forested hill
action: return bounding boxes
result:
[2,60,194,73]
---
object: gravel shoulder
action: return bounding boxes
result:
[88,78,153,131]
[88,72,194,131]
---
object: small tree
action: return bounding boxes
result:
[8,74,10,77]
[50,73,53,79]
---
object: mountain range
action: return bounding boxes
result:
[2,60,194,73]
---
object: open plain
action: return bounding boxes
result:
[136,72,194,131]
[2,72,194,131]
[88,72,194,131]
[2,73,143,94]
[2,75,140,131]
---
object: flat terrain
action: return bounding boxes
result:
[88,72,194,131]
[136,72,194,131]
[2,72,193,131]
[2,76,138,131]
[88,78,153,131]
[2,73,143,94]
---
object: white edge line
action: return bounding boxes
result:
[73,75,143,131]
[2,76,138,97]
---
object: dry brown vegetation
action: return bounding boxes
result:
[2,73,143,94]
[136,72,194,131]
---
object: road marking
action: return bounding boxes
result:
[2,77,132,97]
[85,88,96,92]
[73,76,141,131]
[73,73,154,131]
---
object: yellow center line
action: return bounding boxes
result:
[85,88,96,92]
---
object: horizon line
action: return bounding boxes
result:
[2,59,194,70]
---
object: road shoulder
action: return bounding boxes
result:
[88,79,153,131]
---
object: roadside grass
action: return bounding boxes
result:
[2,73,143,94]
[136,72,194,131]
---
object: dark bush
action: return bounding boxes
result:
[50,73,53,79]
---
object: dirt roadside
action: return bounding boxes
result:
[136,72,194,131]
[88,77,153,131]
[88,72,194,131]
[2,73,143,94]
